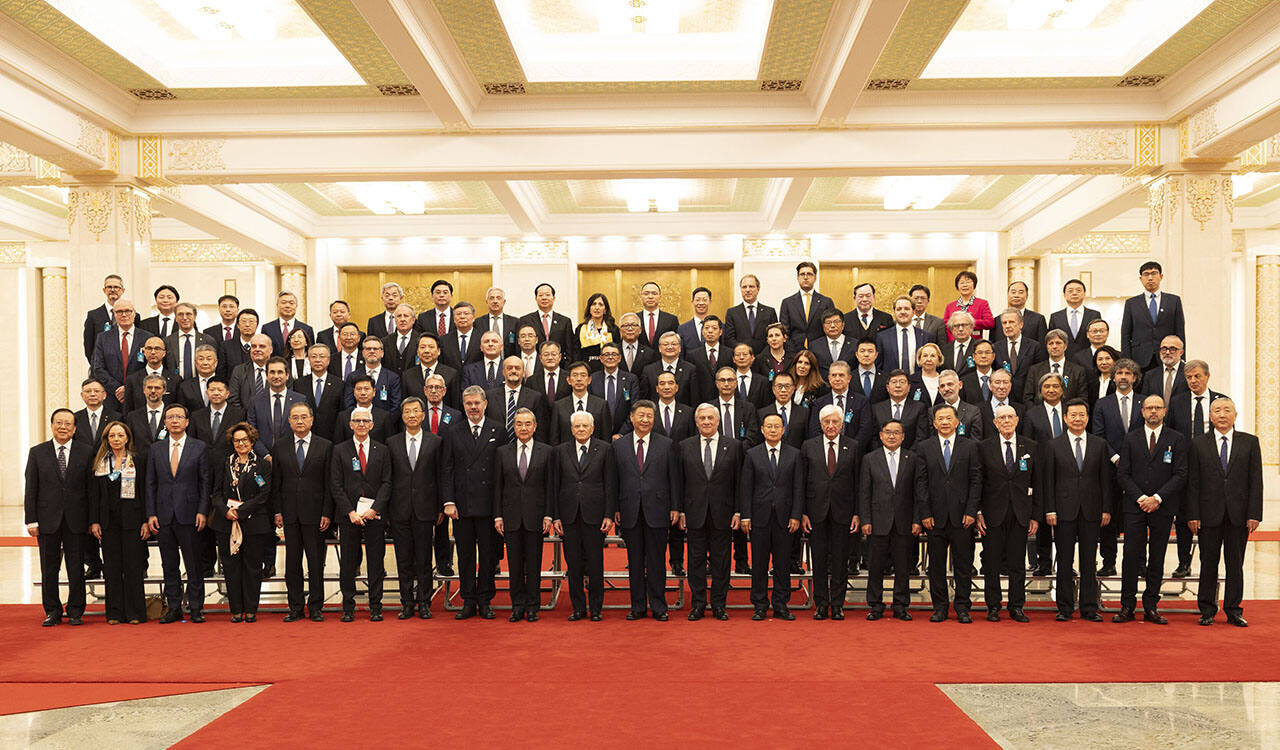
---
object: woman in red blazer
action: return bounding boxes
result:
[944,270,994,341]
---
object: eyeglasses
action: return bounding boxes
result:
[1159,346,1182,352]
[350,419,373,424]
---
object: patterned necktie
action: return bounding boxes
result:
[472,424,480,440]
[57,445,66,478]
[738,375,747,401]
[281,320,289,343]
[438,312,446,336]
[826,440,836,478]
[518,443,528,480]
[887,451,897,487]
[546,373,556,405]
[981,375,990,402]
[1008,340,1018,372]
[255,367,264,393]
[1005,440,1015,471]
[345,355,355,379]
[779,406,787,428]
[398,335,407,355]
[315,377,324,405]
[863,371,872,396]
[636,438,645,471]
[1220,436,1229,471]
[893,402,901,421]
[488,361,496,387]
[90,413,98,439]
[506,390,516,442]
[120,331,130,376]
[577,399,585,412]
[459,334,467,357]
[1069,309,1079,338]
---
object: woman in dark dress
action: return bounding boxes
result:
[210,422,274,622]
[1087,344,1121,412]
[759,322,792,377]
[88,421,149,625]
[788,350,828,408]
[287,327,314,380]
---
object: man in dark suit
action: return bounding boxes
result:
[1022,371,1068,575]
[335,377,392,444]
[271,402,333,622]
[1070,318,1111,375]
[366,281,405,340]
[677,287,715,354]
[1042,398,1114,622]
[845,283,893,341]
[993,308,1046,399]
[381,303,421,374]
[1187,398,1262,626]
[387,397,448,620]
[760,373,809,448]
[778,261,834,353]
[1141,336,1190,405]
[917,370,982,443]
[139,284,179,338]
[420,372,463,576]
[329,406,392,621]
[190,378,245,458]
[164,304,218,381]
[977,405,1038,622]
[487,356,551,443]
[807,361,875,450]
[710,366,762,447]
[402,334,461,411]
[518,283,574,366]
[83,275,125,365]
[686,316,733,398]
[553,412,617,621]
[859,419,927,620]
[247,357,306,457]
[940,311,979,378]
[220,308,260,375]
[145,404,211,623]
[872,370,927,452]
[637,281,680,348]
[1087,358,1144,576]
[24,409,92,626]
[462,331,505,393]
[1048,278,1103,357]
[977,370,1028,439]
[589,342,637,439]
[177,345,221,413]
[616,313,658,375]
[722,273,777,355]
[960,340,1001,406]
[802,404,860,619]
[730,344,772,408]
[908,285,948,346]
[1114,394,1188,624]
[416,280,456,338]
[678,405,743,621]
[227,333,272,411]
[328,322,365,382]
[292,345,344,443]
[813,309,857,378]
[444,385,504,619]
[126,375,170,453]
[878,296,933,375]
[122,336,180,414]
[204,294,240,344]
[989,281,1048,346]
[74,379,119,449]
[1122,261,1186,370]
[643,370,695,445]
[641,332,700,406]
[613,400,682,621]
[918,403,982,622]
[852,339,889,404]
[475,287,522,358]
[343,337,403,419]
[493,409,554,622]
[1023,330,1086,405]
[549,361,611,444]
[739,414,803,620]
[439,302,483,372]
[524,341,573,412]
[1165,359,1226,577]
[314,299,356,356]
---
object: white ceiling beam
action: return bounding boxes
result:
[314,214,524,238]
[808,0,910,124]
[485,180,542,234]
[1007,175,1150,255]
[147,185,302,262]
[766,177,813,232]
[0,195,64,241]
[212,184,320,238]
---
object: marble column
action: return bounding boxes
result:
[1255,255,1280,466]
[41,267,69,422]
[1007,258,1037,309]
[1148,172,1233,382]
[279,265,307,321]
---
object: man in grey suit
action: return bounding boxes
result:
[908,284,947,344]
[145,404,211,623]
[859,419,928,621]
[227,334,273,410]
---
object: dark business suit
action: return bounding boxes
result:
[83,304,113,363]
[678,435,742,613]
[807,390,875,451]
[463,357,505,393]
[618,341,658,376]
[549,394,611,444]
[1122,291,1185,369]
[1048,306,1102,356]
[811,337,857,379]
[940,339,980,378]
[876,325,932,374]
[1187,429,1263,619]
[145,435,212,613]
[330,438,392,614]
[177,376,213,414]
[518,310,575,365]
[209,457,273,616]
[381,330,421,374]
[978,434,1038,612]
[335,405,391,444]
[438,328,483,372]
[292,372,344,444]
[977,400,1024,444]
[343,367,403,419]
[637,309,680,349]
[858,447,928,614]
[1141,361,1190,403]
[24,439,92,620]
[993,338,1045,399]
[779,289,835,353]
[122,367,181,414]
[190,405,246,459]
[554,439,616,615]
[919,435,982,615]
[990,308,1048,347]
[589,368,638,436]
[474,313,523,358]
[739,442,803,612]
[1023,358,1086,405]
[710,397,762,446]
[139,314,176,339]
[388,429,448,611]
[261,319,314,358]
[525,368,574,411]
[227,360,269,411]
[801,434,859,613]
[845,308,893,342]
[89,450,148,622]
[366,311,395,340]
[1091,390,1143,570]
[246,388,306,457]
[163,329,218,379]
[417,308,455,339]
[1166,388,1226,572]
[641,359,700,406]
[1041,431,1114,617]
[916,400,983,444]
[485,386,551,443]
[402,362,461,410]
[614,432,682,617]
[205,322,237,344]
[686,345,734,401]
[871,399,926,451]
[271,433,333,616]
[1116,426,1188,612]
[960,369,1002,406]
[328,348,365,383]
[760,402,809,449]
[74,408,119,448]
[126,406,167,453]
[220,336,255,375]
[493,440,554,613]
[444,419,503,607]
[852,368,890,405]
[723,302,777,354]
[1022,401,1069,573]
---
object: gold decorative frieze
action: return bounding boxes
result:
[1187,176,1220,230]
[76,117,108,160]
[1069,128,1129,161]
[1189,104,1219,148]
[1127,124,1160,174]
[742,237,811,258]
[1255,256,1280,464]
[137,135,163,180]
[167,139,226,171]
[1056,232,1150,255]
[1178,119,1190,160]
[152,240,254,263]
[500,240,568,262]
[0,242,26,263]
[1149,181,1165,233]
[1223,176,1234,224]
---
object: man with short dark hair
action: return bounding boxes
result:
[83,274,125,365]
[146,403,211,623]
[739,413,802,621]
[860,419,927,621]
[1122,260,1186,370]
[613,400,681,621]
[918,403,981,623]
[636,281,679,348]
[779,261,834,353]
[518,283,574,362]
[25,409,92,626]
[845,282,893,340]
[141,284,180,338]
[990,280,1047,346]
[494,408,554,622]
[387,397,447,620]
[723,274,778,355]
[204,294,241,342]
[1049,279,1101,356]
[443,386,503,620]
[271,401,333,622]
[264,291,313,358]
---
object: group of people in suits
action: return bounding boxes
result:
[24,259,1260,626]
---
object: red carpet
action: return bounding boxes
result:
[3,600,1279,747]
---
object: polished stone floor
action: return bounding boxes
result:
[942,682,1280,749]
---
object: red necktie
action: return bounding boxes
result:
[543,313,551,338]
[282,320,290,341]
[636,438,645,471]
[827,440,837,477]
[120,330,130,375]
[648,312,656,343]
[358,442,367,472]
[224,325,232,341]
[438,312,446,336]
[430,407,439,435]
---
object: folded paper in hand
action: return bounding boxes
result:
[356,496,376,515]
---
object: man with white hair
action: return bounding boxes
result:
[330,406,391,622]
[553,410,616,621]
[942,310,978,377]
[475,286,522,358]
[677,403,744,621]
[367,281,406,339]
[801,403,860,620]
[977,404,1038,622]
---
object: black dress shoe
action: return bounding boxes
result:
[526,610,539,622]
[418,605,432,619]
[262,566,276,579]
[159,610,181,624]
[398,607,414,620]
[653,612,669,621]
[85,565,102,580]
[986,610,1000,622]
[1010,609,1029,623]
[231,613,244,623]
[1112,607,1135,623]
[568,610,586,622]
[590,612,603,621]
[369,611,383,622]
[774,608,795,621]
[1097,564,1117,577]
[341,611,354,623]
[283,612,303,623]
[456,603,476,620]
[734,563,750,575]
[1081,612,1104,622]
[957,611,972,624]
[244,614,257,623]
[41,614,60,627]
[309,611,325,623]
[866,611,883,621]
[1055,611,1071,622]
[437,566,455,577]
[687,607,704,621]
[479,605,496,620]
[930,610,948,623]
[671,566,686,577]
[713,608,729,621]
[830,608,844,621]
[1227,614,1249,627]
[1197,614,1214,626]
[626,610,646,621]
[813,607,828,621]
[1143,609,1168,625]
[892,610,912,621]
[790,561,804,574]
[67,616,83,626]
[1171,565,1191,579]
[509,609,524,623]
[752,608,767,621]
[188,611,205,623]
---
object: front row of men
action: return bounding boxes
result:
[27,371,1261,626]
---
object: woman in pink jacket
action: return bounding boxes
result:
[943,270,994,341]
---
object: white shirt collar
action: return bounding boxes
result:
[517,438,534,451]
[53,438,73,450]
[883,446,898,460]
[1145,425,1162,443]
[295,432,311,444]
[938,433,957,449]
[765,440,782,450]
[86,406,103,416]
[633,431,650,450]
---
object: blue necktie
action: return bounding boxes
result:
[182,334,193,379]
[506,390,516,442]
[296,438,306,469]
[1149,294,1158,324]
[1220,436,1229,472]
[1051,408,1062,438]
[314,377,324,405]
[981,375,990,402]
[779,406,788,428]
[739,375,747,401]
[1004,440,1015,471]
[747,305,756,333]
[863,371,872,396]
[901,328,910,372]
[943,439,951,471]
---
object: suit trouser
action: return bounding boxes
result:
[282,521,325,614]
[687,521,731,610]
[1197,523,1249,618]
[749,515,793,610]
[505,527,544,610]
[982,514,1029,610]
[1121,511,1173,611]
[432,517,454,571]
[83,532,102,572]
[217,530,266,615]
[866,528,913,613]
[1098,515,1120,567]
[454,515,496,605]
[562,516,605,614]
[198,526,218,572]
[927,523,975,613]
[809,516,851,611]
[392,518,434,607]
[100,498,147,622]
[1029,523,1054,570]
[261,530,278,572]
[847,532,865,571]
[732,529,750,568]
[1054,519,1100,615]
[157,521,203,612]
[621,513,668,615]
[668,524,686,570]
[1174,516,1195,569]
[338,517,386,612]
[37,520,86,618]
